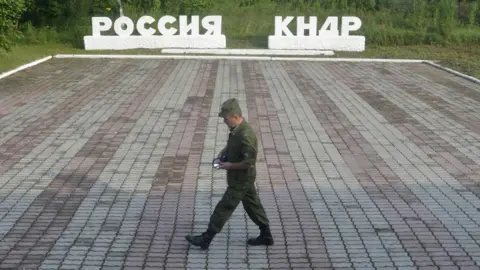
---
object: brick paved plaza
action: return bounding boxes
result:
[0,58,480,270]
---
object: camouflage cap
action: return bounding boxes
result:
[218,98,242,117]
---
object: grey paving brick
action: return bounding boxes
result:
[1,59,480,270]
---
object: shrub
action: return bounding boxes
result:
[0,0,27,50]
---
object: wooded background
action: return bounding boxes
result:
[1,0,479,51]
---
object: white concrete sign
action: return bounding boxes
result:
[268,16,365,51]
[83,15,226,50]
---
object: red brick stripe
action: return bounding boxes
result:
[406,64,480,104]
[282,61,437,268]
[357,63,480,200]
[381,63,480,136]
[0,59,93,119]
[0,59,61,103]
[0,59,179,269]
[125,60,218,269]
[0,60,133,175]
[317,61,478,268]
[243,61,332,269]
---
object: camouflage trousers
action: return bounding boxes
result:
[207,183,269,234]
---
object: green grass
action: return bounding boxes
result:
[0,43,75,72]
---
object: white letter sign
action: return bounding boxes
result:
[319,16,339,36]
[158,15,177,36]
[179,15,199,35]
[84,15,226,50]
[274,16,294,36]
[202,16,222,35]
[268,16,365,52]
[114,16,135,37]
[296,16,317,36]
[341,16,362,36]
[137,16,156,36]
[92,17,112,36]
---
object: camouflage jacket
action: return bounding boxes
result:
[223,120,257,187]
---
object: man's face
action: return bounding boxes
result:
[223,114,239,128]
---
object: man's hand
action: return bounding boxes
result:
[219,162,233,170]
[219,162,249,170]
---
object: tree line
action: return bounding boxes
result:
[1,0,479,51]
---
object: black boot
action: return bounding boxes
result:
[247,226,274,246]
[185,230,215,250]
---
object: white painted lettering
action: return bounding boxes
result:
[92,17,112,36]
[179,15,200,35]
[136,16,156,36]
[158,15,177,36]
[90,15,223,37]
[202,16,222,35]
[296,16,317,36]
[114,16,135,36]
[274,16,294,36]
[268,15,365,52]
[273,16,362,37]
[341,16,362,36]
[318,16,339,36]
[85,15,226,50]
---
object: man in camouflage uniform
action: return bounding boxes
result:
[185,98,274,250]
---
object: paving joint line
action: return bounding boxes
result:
[242,61,290,269]
[2,54,479,87]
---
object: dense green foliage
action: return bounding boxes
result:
[0,0,27,50]
[1,0,480,51]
